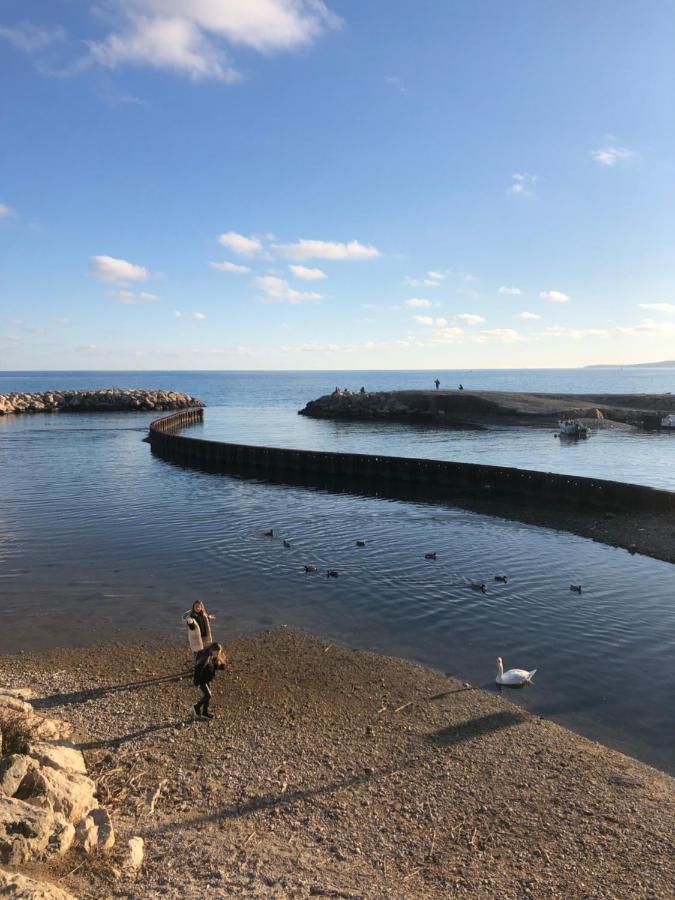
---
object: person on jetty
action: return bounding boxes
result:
[183,600,216,657]
[193,642,227,720]
[434,378,440,390]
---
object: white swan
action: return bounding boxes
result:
[496,657,536,686]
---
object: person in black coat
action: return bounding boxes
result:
[193,642,227,720]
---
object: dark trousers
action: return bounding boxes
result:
[195,683,211,715]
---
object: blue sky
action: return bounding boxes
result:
[2,0,675,370]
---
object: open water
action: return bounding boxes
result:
[0,369,673,772]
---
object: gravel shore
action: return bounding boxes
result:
[1,630,673,898]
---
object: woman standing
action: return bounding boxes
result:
[183,600,215,657]
[193,643,227,720]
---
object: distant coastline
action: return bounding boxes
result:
[585,360,675,369]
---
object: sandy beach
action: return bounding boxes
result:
[2,629,673,898]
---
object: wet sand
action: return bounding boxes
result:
[2,630,673,898]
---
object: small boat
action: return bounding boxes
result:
[557,418,590,438]
[661,414,675,428]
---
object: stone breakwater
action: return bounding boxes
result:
[299,388,675,429]
[0,388,205,416]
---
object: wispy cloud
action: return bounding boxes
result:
[0,203,16,218]
[272,238,381,261]
[539,290,570,303]
[413,315,447,327]
[591,143,636,167]
[217,231,263,256]
[499,285,522,295]
[210,260,251,274]
[90,255,150,283]
[517,311,541,321]
[405,270,445,287]
[193,312,206,320]
[85,0,341,82]
[474,328,527,344]
[289,264,327,281]
[0,21,66,53]
[509,173,538,196]
[616,318,675,337]
[455,313,486,326]
[108,290,158,304]
[638,303,675,314]
[539,326,607,339]
[254,275,322,304]
[405,298,432,309]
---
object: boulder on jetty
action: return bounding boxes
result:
[0,389,204,416]
[299,388,675,430]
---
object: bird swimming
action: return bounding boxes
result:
[303,564,317,574]
[356,540,367,547]
[424,552,437,560]
[494,575,508,583]
[283,539,291,549]
[496,657,537,686]
[570,584,583,593]
[263,529,274,537]
[470,581,487,593]
[326,569,339,578]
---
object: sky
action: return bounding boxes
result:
[1,0,675,371]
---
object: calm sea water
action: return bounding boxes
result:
[1,370,674,772]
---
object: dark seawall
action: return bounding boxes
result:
[147,409,675,514]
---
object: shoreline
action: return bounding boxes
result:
[1,629,673,898]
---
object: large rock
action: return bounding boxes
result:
[0,755,36,797]
[125,836,144,870]
[30,718,73,742]
[0,695,33,717]
[0,796,74,864]
[26,742,86,776]
[17,767,96,823]
[76,806,115,853]
[0,870,76,899]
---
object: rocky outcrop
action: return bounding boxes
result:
[0,796,74,865]
[0,389,205,417]
[0,868,77,898]
[299,389,675,430]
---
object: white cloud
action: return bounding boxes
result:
[0,22,66,53]
[272,238,381,261]
[616,318,675,337]
[254,275,322,304]
[54,318,72,326]
[539,290,570,303]
[475,328,527,344]
[591,145,636,167]
[414,315,447,327]
[517,311,541,321]
[289,264,326,281]
[539,326,608,339]
[405,270,445,287]
[90,255,150,282]
[217,231,263,256]
[509,173,538,196]
[638,303,675,314]
[455,313,486,326]
[193,311,206,320]
[86,1,340,82]
[405,298,432,309]
[0,203,16,217]
[174,310,184,318]
[108,289,159,304]
[428,326,464,344]
[499,286,522,295]
[210,260,251,273]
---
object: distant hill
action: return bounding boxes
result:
[585,361,675,369]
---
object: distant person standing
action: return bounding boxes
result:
[458,384,464,390]
[193,643,227,720]
[434,378,440,390]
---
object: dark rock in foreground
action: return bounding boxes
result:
[0,388,205,416]
[299,388,675,430]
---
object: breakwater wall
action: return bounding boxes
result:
[148,409,675,514]
[0,388,205,416]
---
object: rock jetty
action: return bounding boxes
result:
[0,389,205,416]
[300,388,675,429]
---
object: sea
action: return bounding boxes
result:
[1,369,674,772]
